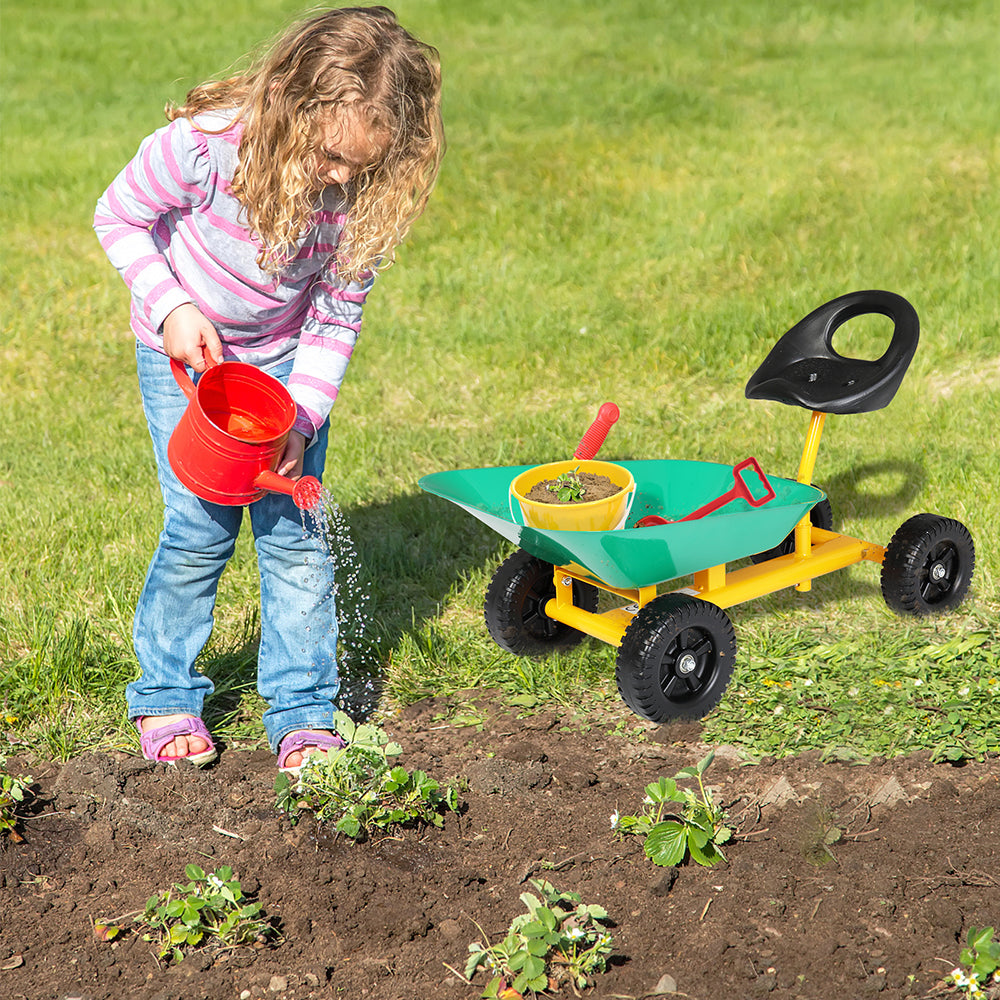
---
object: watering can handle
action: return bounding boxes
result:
[574,402,620,460]
[170,348,219,400]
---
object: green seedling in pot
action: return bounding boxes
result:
[547,469,587,503]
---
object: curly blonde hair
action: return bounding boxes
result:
[167,6,444,282]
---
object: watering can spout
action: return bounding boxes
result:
[253,470,324,510]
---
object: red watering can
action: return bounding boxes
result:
[167,354,323,510]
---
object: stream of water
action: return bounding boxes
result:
[300,488,381,720]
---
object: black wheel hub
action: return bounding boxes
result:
[922,542,959,604]
[521,580,558,638]
[661,627,714,700]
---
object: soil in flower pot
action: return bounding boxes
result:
[524,471,624,505]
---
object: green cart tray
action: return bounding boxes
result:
[419,459,825,589]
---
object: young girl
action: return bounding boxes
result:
[93,6,443,770]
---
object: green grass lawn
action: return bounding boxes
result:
[2,0,997,762]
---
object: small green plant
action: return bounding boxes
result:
[97,865,273,963]
[547,469,587,503]
[946,926,1000,999]
[465,879,613,998]
[0,760,33,842]
[274,711,460,839]
[611,750,731,867]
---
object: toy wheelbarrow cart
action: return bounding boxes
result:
[419,291,975,724]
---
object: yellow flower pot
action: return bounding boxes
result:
[510,459,635,531]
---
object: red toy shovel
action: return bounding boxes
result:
[634,456,776,527]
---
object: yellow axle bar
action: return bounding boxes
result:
[544,527,886,648]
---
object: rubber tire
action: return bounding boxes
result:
[881,514,974,616]
[750,496,833,564]
[615,594,737,723]
[484,550,599,655]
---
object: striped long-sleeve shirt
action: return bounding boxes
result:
[93,110,372,440]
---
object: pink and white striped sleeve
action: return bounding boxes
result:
[288,269,375,440]
[93,118,211,333]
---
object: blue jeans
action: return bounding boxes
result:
[128,342,340,752]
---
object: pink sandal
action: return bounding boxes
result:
[277,730,346,776]
[138,716,218,766]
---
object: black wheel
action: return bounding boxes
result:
[484,550,599,655]
[615,594,736,723]
[881,514,974,616]
[750,496,833,564]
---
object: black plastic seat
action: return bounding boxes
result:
[745,290,919,414]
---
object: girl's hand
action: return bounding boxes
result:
[162,303,224,371]
[277,430,308,479]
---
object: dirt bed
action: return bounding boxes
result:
[2,699,998,1000]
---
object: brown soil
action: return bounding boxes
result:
[2,699,998,1000]
[524,473,623,505]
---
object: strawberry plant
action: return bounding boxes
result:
[0,760,33,843]
[466,879,613,998]
[274,711,460,839]
[946,926,1000,999]
[96,865,273,963]
[612,750,731,867]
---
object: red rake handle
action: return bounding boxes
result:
[634,456,775,527]
[675,456,775,523]
[573,402,620,460]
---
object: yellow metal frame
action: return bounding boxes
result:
[543,410,886,646]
